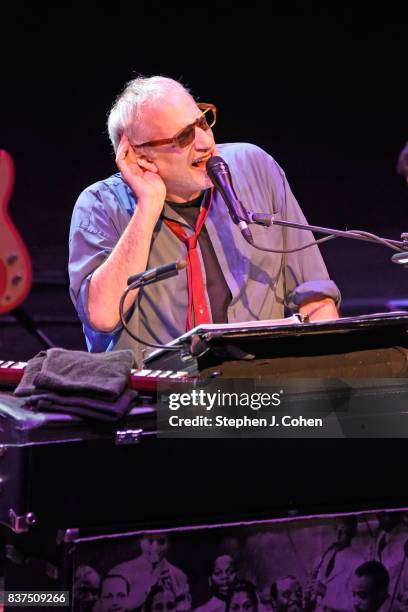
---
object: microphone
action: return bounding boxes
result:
[127,259,186,286]
[206,156,254,244]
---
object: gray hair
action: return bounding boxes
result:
[107,75,193,152]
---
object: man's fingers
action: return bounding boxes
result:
[138,159,158,173]
[116,147,145,178]
[120,157,144,179]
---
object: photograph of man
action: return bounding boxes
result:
[195,554,238,612]
[110,533,188,611]
[96,574,131,612]
[73,565,101,612]
[351,561,390,612]
[372,512,408,602]
[226,580,259,612]
[270,576,302,612]
[145,584,177,612]
[305,515,364,612]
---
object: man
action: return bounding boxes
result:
[270,576,302,612]
[305,515,364,612]
[351,561,390,612]
[110,532,188,611]
[195,554,238,612]
[226,580,259,612]
[69,76,340,364]
[372,512,407,566]
[371,512,408,605]
[97,574,131,612]
[145,584,177,612]
[73,564,101,611]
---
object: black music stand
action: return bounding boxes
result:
[143,311,408,378]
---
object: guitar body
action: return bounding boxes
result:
[0,150,32,314]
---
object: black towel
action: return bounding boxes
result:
[14,351,46,396]
[14,348,138,422]
[15,348,135,399]
[23,388,139,422]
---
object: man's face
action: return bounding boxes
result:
[229,591,256,612]
[100,576,129,612]
[151,590,176,612]
[209,555,237,600]
[140,534,168,564]
[137,91,216,203]
[74,566,100,608]
[274,577,302,612]
[351,575,384,612]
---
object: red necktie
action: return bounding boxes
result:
[164,189,213,331]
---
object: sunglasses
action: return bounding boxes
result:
[131,103,217,149]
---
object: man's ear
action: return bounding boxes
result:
[136,155,160,174]
[125,146,159,174]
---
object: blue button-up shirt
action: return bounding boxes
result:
[69,143,340,365]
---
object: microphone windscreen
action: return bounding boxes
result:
[206,156,228,176]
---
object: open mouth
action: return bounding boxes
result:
[192,153,212,169]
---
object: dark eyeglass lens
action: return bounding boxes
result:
[177,126,195,147]
[176,110,214,147]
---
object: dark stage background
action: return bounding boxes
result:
[1,16,408,359]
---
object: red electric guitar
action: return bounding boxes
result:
[0,150,32,314]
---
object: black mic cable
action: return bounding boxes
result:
[207,156,403,255]
[120,260,187,351]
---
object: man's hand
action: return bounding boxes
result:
[88,134,168,332]
[304,578,327,611]
[299,295,339,322]
[116,133,166,227]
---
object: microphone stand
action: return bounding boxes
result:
[245,211,408,263]
[120,215,408,361]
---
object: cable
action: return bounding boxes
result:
[119,283,184,351]
[245,229,404,254]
